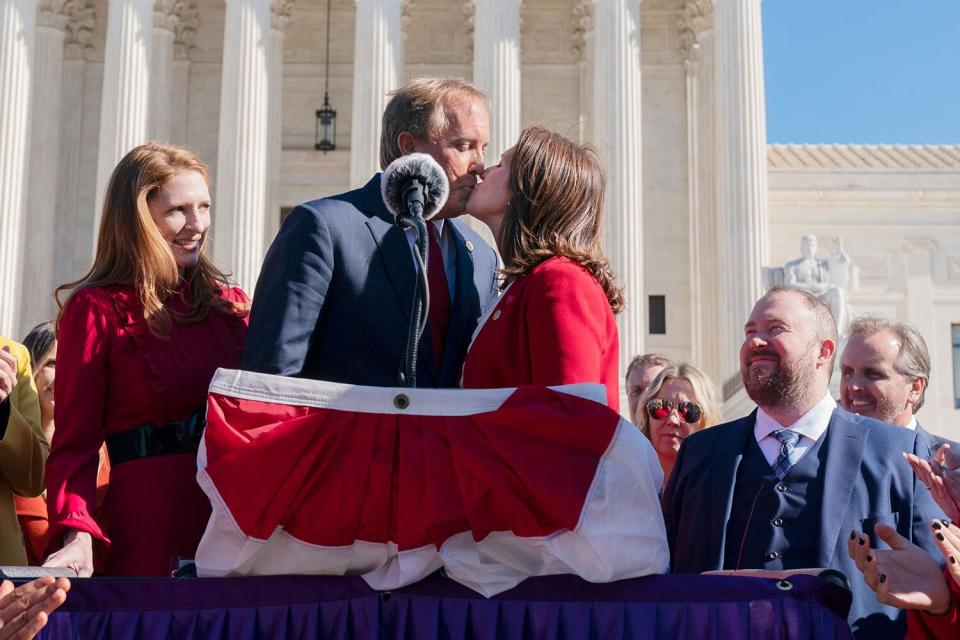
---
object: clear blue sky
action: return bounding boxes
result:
[762,0,960,144]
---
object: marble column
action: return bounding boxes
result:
[94,0,153,230]
[214,0,271,293]
[591,0,645,372]
[573,0,592,144]
[681,0,718,379]
[170,0,198,144]
[472,0,521,163]
[149,0,178,141]
[903,239,939,428]
[0,0,36,336]
[265,0,291,247]
[20,0,68,334]
[714,0,769,377]
[349,0,403,187]
[54,3,95,293]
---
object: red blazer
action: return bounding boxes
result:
[462,257,620,411]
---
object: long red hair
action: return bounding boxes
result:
[56,142,242,334]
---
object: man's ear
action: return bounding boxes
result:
[909,376,927,409]
[818,338,837,368]
[397,132,417,155]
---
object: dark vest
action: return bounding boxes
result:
[723,428,829,570]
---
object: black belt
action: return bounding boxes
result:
[105,411,206,466]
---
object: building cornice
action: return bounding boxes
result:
[768,144,960,171]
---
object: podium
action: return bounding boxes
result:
[36,572,852,639]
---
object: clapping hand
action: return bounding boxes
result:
[0,346,16,404]
[847,522,950,615]
[0,576,70,639]
[905,446,960,522]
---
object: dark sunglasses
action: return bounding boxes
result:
[646,399,703,424]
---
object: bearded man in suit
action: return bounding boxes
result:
[662,286,944,638]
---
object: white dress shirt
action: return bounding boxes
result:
[753,393,837,468]
[906,415,918,430]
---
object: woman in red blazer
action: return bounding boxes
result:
[461,126,622,411]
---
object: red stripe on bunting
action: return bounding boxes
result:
[203,385,619,551]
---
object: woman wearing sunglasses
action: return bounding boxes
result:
[634,363,722,480]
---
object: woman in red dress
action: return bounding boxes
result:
[43,143,249,577]
[461,126,622,410]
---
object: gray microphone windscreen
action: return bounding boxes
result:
[380,153,450,220]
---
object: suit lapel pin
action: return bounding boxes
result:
[492,310,502,320]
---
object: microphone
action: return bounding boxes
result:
[380,153,449,221]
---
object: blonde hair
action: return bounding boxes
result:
[498,126,623,313]
[634,362,722,438]
[56,142,240,335]
[379,77,488,169]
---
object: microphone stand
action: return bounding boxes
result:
[396,207,431,389]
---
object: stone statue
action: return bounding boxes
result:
[766,234,852,334]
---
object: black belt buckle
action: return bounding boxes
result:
[107,410,206,466]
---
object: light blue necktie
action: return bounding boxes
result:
[771,429,801,479]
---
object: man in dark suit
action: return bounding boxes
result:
[243,77,499,387]
[662,286,944,638]
[839,316,957,456]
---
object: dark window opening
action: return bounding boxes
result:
[952,325,960,408]
[649,295,666,335]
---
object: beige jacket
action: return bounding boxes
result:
[0,337,49,565]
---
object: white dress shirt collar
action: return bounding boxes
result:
[755,393,837,445]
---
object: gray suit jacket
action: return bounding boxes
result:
[662,407,945,639]
[242,174,499,388]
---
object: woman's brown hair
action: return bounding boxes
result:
[56,142,241,335]
[498,126,623,313]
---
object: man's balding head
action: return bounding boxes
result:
[740,287,838,419]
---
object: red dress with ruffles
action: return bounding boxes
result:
[46,283,248,576]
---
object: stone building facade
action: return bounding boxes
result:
[1,0,958,434]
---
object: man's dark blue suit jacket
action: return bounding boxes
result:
[662,407,945,639]
[242,174,499,387]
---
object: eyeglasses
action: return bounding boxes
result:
[646,399,703,424]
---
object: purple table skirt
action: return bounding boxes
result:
[38,573,852,639]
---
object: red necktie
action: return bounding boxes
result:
[427,223,451,369]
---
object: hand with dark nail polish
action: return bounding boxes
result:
[845,521,951,616]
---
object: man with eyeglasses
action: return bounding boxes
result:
[661,286,944,639]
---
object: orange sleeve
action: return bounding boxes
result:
[15,495,49,565]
